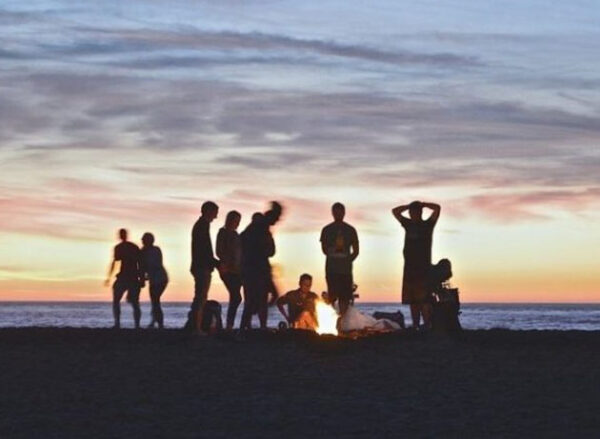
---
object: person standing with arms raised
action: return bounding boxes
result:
[392,201,441,329]
[105,228,143,329]
[185,201,220,334]
[320,202,359,316]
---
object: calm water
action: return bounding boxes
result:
[0,302,598,330]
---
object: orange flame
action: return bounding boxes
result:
[315,300,339,335]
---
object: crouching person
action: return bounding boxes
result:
[277,274,319,330]
[429,259,461,332]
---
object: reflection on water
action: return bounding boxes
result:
[0,302,599,330]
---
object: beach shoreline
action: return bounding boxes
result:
[1,328,598,438]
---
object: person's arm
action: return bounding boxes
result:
[216,230,226,261]
[105,258,115,286]
[265,230,275,258]
[105,246,118,286]
[320,228,328,256]
[391,204,411,222]
[137,247,145,287]
[276,295,290,323]
[422,202,441,225]
[350,228,359,262]
[139,249,148,281]
[215,230,228,272]
[190,223,198,275]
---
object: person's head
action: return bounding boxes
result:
[141,232,155,248]
[225,210,241,230]
[408,201,423,221]
[331,202,345,222]
[299,273,313,293]
[435,258,452,282]
[118,228,128,241]
[201,201,219,222]
[252,212,264,223]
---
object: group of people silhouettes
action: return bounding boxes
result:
[105,199,442,332]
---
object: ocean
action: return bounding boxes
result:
[0,302,598,330]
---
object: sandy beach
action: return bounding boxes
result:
[1,328,598,438]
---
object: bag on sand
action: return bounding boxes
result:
[432,287,461,333]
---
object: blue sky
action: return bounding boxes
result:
[1,1,599,301]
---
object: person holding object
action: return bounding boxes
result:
[320,202,359,316]
[216,210,243,331]
[185,201,220,334]
[277,273,319,330]
[140,232,168,329]
[105,228,143,329]
[392,200,441,329]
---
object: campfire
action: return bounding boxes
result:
[314,300,339,335]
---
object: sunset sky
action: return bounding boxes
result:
[1,1,599,303]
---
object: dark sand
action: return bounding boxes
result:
[1,328,599,438]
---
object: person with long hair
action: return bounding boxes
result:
[141,232,169,329]
[216,210,243,330]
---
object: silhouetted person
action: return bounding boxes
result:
[105,228,143,329]
[277,273,319,330]
[239,212,273,329]
[320,202,359,316]
[392,200,441,329]
[428,258,461,332]
[141,232,168,329]
[201,300,224,334]
[265,201,283,306]
[216,210,242,331]
[185,201,220,334]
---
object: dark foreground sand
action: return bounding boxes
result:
[1,328,599,438]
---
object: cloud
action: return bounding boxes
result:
[462,188,600,222]
[61,27,481,68]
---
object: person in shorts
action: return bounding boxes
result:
[320,202,359,316]
[105,228,143,329]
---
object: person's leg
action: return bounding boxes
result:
[267,271,279,306]
[112,280,126,328]
[258,275,269,329]
[150,282,166,329]
[240,282,253,330]
[195,271,211,334]
[156,282,166,329]
[223,274,242,330]
[127,284,141,329]
[422,303,432,329]
[186,276,200,330]
[325,274,338,306]
[338,274,353,316]
[410,304,421,328]
[148,283,157,328]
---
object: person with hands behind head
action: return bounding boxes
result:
[392,201,441,330]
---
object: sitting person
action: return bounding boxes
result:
[277,273,319,330]
[429,258,461,332]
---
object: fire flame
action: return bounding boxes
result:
[315,300,339,335]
